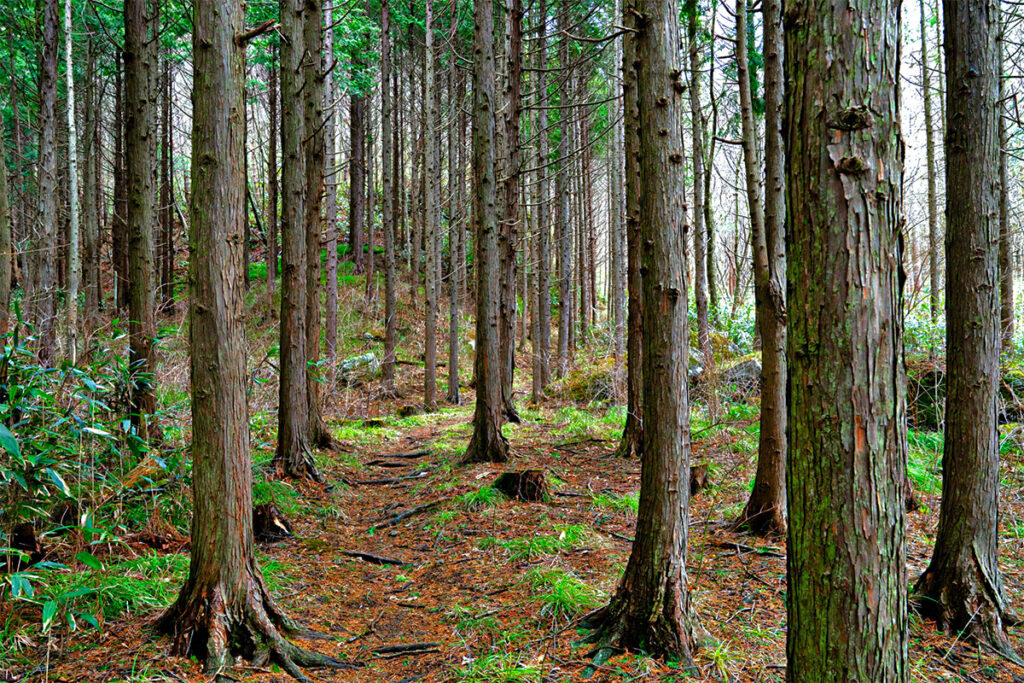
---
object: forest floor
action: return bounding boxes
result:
[3,274,1024,682]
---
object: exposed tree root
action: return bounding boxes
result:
[158,570,361,682]
[576,599,702,679]
[274,441,323,482]
[461,424,509,464]
[914,544,1024,665]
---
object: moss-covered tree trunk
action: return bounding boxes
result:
[784,0,907,675]
[584,0,698,664]
[461,0,508,465]
[915,0,1020,654]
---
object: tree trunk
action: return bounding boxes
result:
[302,0,334,451]
[500,0,523,422]
[348,96,366,273]
[998,35,1013,351]
[423,0,439,412]
[531,0,551,403]
[915,0,1019,654]
[381,0,397,395]
[64,0,80,363]
[364,104,376,302]
[461,0,509,465]
[921,0,940,325]
[159,4,351,676]
[555,7,572,379]
[82,38,100,334]
[613,0,643,459]
[324,43,338,373]
[33,0,59,365]
[159,56,174,314]
[275,0,318,480]
[0,101,10,335]
[733,0,786,536]
[446,49,462,404]
[687,2,710,376]
[583,0,698,662]
[126,0,158,438]
[784,0,908,675]
[267,51,279,307]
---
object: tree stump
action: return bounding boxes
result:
[690,463,710,495]
[493,470,549,502]
[253,504,294,543]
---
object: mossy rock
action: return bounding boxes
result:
[551,357,621,404]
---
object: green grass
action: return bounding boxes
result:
[908,429,943,494]
[591,490,639,514]
[524,567,604,620]
[455,653,543,682]
[493,524,595,561]
[458,485,504,510]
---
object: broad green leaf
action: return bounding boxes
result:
[0,424,21,461]
[75,551,103,571]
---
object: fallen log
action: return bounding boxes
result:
[368,501,441,530]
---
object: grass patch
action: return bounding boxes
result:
[524,567,604,620]
[455,653,543,682]
[494,524,595,561]
[591,490,639,514]
[908,429,942,494]
[458,485,504,510]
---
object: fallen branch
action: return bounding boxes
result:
[374,449,432,459]
[368,501,442,530]
[713,540,785,558]
[354,469,434,486]
[372,643,440,656]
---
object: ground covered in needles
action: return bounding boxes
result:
[2,284,1023,682]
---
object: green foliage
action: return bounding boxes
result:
[495,524,594,561]
[908,429,942,494]
[590,490,639,514]
[455,653,543,683]
[457,485,503,511]
[524,567,603,620]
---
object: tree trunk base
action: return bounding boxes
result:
[273,443,322,482]
[914,552,1023,663]
[731,500,786,537]
[578,588,700,673]
[157,569,360,682]
[612,417,642,458]
[493,469,548,501]
[460,426,509,464]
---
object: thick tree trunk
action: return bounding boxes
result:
[784,0,908,675]
[126,0,158,439]
[274,0,318,480]
[462,0,509,465]
[733,0,786,536]
[159,57,175,314]
[583,0,698,662]
[915,0,1019,654]
[613,0,642,459]
[33,0,59,365]
[159,4,351,677]
[364,105,376,301]
[348,96,366,273]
